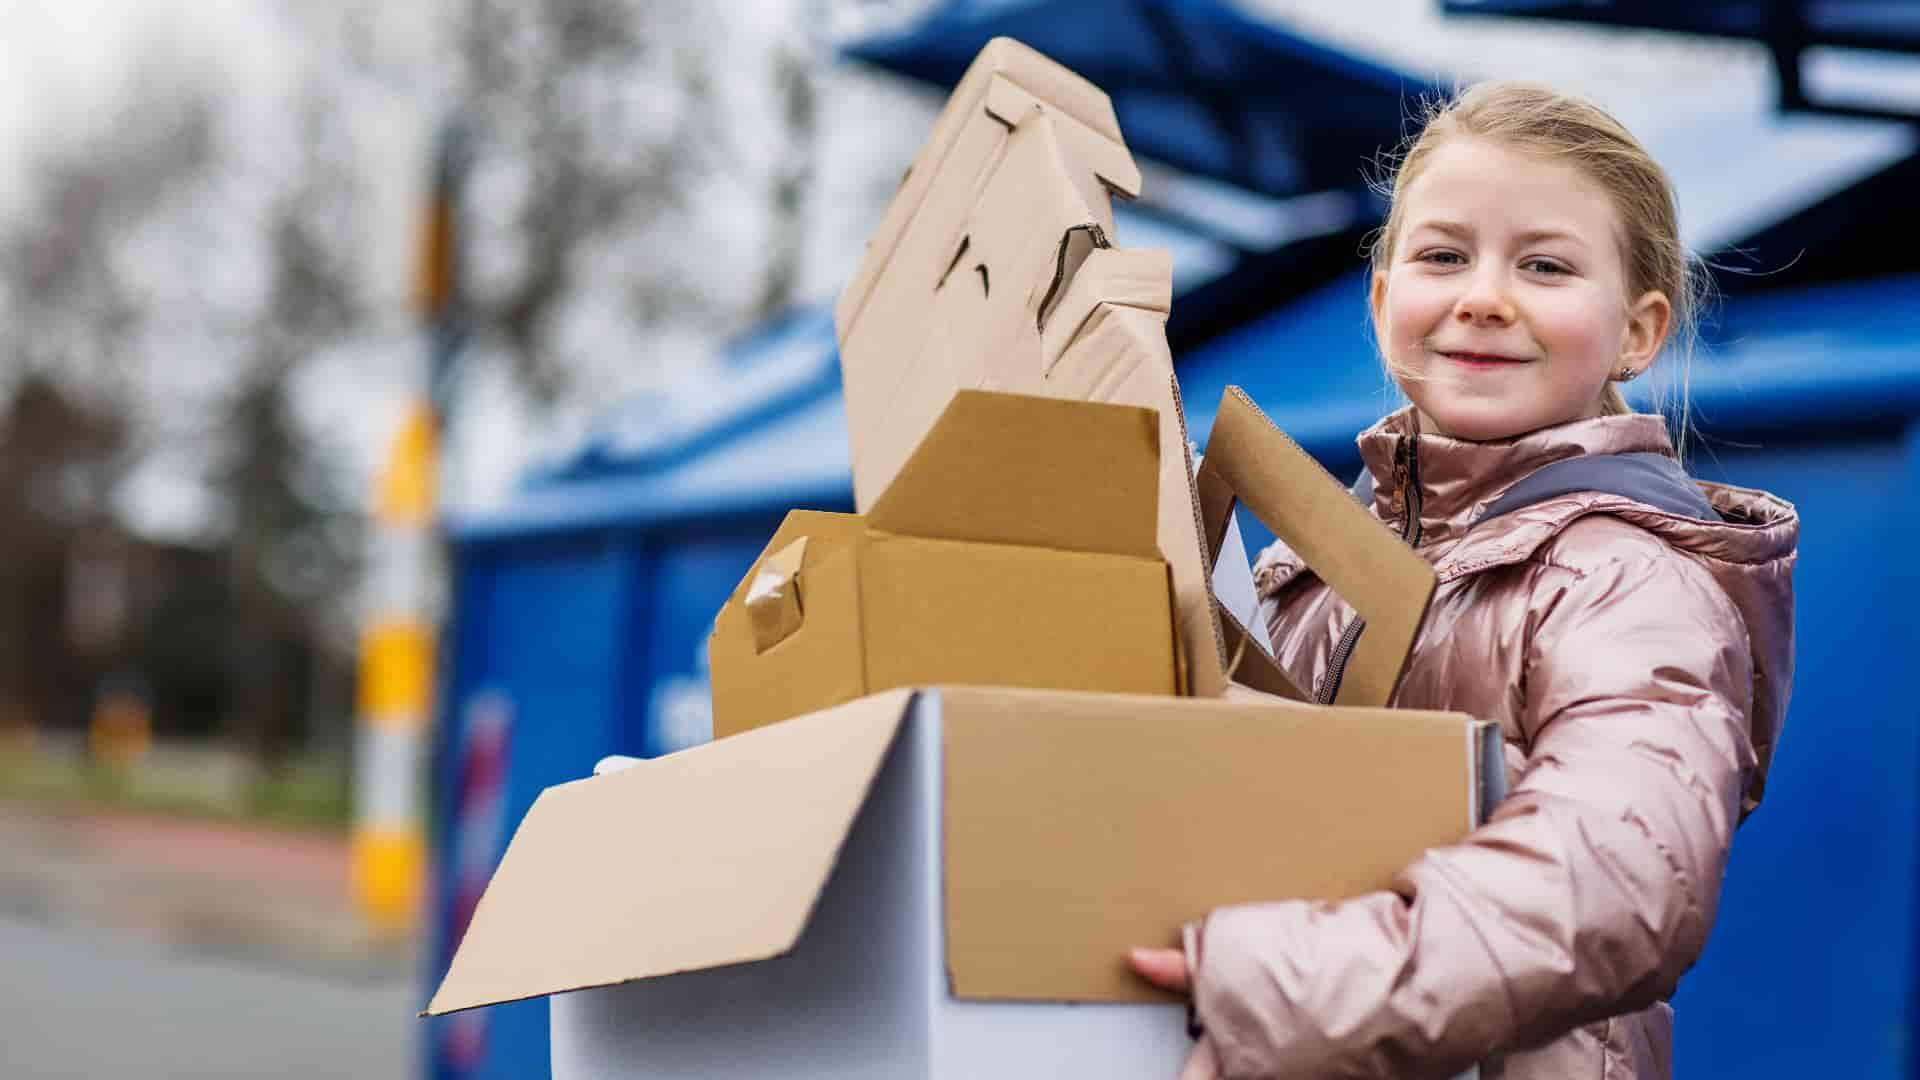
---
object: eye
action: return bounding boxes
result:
[1416,249,1466,266]
[1522,257,1569,275]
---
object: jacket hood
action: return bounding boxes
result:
[1254,406,1799,816]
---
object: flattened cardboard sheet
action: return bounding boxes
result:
[424,691,912,1016]
[1198,387,1438,707]
[938,687,1483,1002]
[837,72,1230,698]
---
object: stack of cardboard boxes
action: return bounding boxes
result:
[426,39,1501,1079]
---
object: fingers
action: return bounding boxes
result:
[1127,946,1191,992]
[1178,1034,1222,1080]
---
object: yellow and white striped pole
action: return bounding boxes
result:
[352,120,465,934]
[352,407,439,933]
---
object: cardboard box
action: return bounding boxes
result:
[428,687,1504,1077]
[709,391,1185,738]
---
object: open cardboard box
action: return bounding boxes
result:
[432,687,1502,1078]
[425,38,1495,1078]
[709,391,1185,739]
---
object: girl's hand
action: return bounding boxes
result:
[1130,947,1216,1078]
[1179,1035,1222,1080]
[1127,946,1191,992]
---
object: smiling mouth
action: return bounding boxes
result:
[1439,350,1532,365]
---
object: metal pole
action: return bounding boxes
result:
[351,118,467,934]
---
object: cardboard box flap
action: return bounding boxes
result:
[1196,387,1437,708]
[937,686,1486,1002]
[834,37,1133,344]
[866,389,1161,558]
[424,691,914,1016]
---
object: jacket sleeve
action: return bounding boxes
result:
[1190,550,1760,1078]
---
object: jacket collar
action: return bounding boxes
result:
[1356,406,1679,548]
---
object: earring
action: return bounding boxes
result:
[1616,365,1639,382]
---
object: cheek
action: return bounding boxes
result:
[1535,293,1623,358]
[1382,278,1448,350]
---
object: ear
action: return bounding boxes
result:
[1621,289,1672,371]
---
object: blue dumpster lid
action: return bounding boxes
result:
[504,195,1251,497]
[522,307,844,486]
[1441,1,1920,53]
[451,269,1920,542]
[844,0,1445,201]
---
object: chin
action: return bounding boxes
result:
[1411,397,1543,442]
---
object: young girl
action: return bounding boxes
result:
[1129,82,1799,1079]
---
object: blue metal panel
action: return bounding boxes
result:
[625,527,799,758]
[426,535,636,1080]
[1671,436,1920,1076]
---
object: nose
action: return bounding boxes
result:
[1454,267,1516,326]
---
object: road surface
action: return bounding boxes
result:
[0,916,419,1079]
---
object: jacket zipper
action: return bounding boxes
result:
[1316,436,1422,704]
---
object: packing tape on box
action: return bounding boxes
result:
[746,536,808,653]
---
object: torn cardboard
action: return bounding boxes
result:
[426,686,1499,1017]
[709,391,1182,738]
[833,36,1234,699]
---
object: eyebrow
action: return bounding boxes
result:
[1409,220,1589,247]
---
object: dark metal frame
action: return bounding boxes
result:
[1442,0,1920,123]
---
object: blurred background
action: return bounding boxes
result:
[0,0,1914,1077]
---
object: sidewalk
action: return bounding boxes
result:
[0,799,419,983]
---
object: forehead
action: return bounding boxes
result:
[1400,136,1622,243]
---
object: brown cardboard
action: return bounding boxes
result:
[709,390,1182,738]
[835,39,1233,698]
[425,690,913,1016]
[426,686,1493,1015]
[939,687,1481,1001]
[1197,387,1438,707]
[865,388,1161,558]
[425,37,1488,1034]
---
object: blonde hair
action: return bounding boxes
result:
[1367,81,1706,452]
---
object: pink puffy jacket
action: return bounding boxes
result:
[1187,407,1798,1079]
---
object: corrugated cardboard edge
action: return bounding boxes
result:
[422,690,916,1017]
[1198,387,1438,707]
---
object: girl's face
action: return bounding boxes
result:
[1371,137,1670,441]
